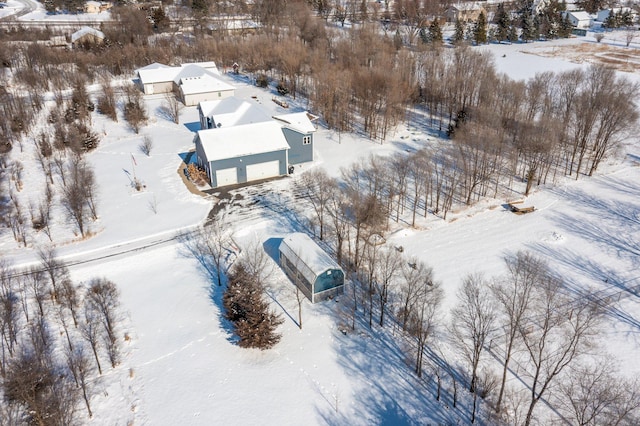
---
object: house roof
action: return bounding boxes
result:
[197,121,290,162]
[182,61,220,75]
[279,233,343,285]
[568,11,592,20]
[137,62,173,72]
[71,27,105,43]
[272,112,318,134]
[179,74,235,96]
[199,97,270,127]
[136,62,221,85]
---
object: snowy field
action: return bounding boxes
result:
[2,34,640,425]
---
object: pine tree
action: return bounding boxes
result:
[223,264,283,350]
[495,3,510,42]
[473,12,488,44]
[453,18,465,44]
[428,19,443,44]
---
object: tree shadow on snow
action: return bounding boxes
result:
[175,231,236,342]
[315,311,474,425]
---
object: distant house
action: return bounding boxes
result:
[445,3,487,23]
[273,112,318,165]
[194,121,290,187]
[564,11,593,28]
[71,27,105,48]
[279,233,344,303]
[135,62,234,106]
[596,7,636,23]
[84,1,102,13]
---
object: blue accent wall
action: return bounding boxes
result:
[282,128,313,165]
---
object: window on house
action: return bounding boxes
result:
[303,136,311,145]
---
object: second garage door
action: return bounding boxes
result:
[246,160,281,181]
[215,167,238,187]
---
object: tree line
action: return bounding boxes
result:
[0,248,125,424]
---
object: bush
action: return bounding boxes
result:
[256,74,269,88]
[276,81,289,96]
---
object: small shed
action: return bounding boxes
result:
[279,233,344,303]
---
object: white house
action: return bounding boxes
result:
[135,62,235,105]
[71,27,105,47]
[445,3,487,23]
[596,7,635,22]
[564,11,593,28]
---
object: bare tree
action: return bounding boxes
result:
[65,343,95,418]
[123,84,147,134]
[407,276,443,378]
[80,302,103,375]
[61,156,97,237]
[86,278,121,368]
[518,275,603,426]
[295,168,332,240]
[184,211,234,286]
[139,135,153,156]
[162,92,183,124]
[396,259,437,333]
[37,246,67,300]
[450,273,497,397]
[625,29,636,47]
[374,246,402,327]
[490,251,541,413]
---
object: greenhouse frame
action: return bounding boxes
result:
[279,233,344,303]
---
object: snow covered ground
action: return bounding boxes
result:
[2,35,640,424]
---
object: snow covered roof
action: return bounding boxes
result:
[179,73,235,96]
[567,11,592,21]
[182,61,220,75]
[136,62,221,85]
[71,26,105,43]
[137,62,173,72]
[199,97,270,127]
[197,121,290,162]
[272,112,318,134]
[279,233,343,285]
[137,67,179,85]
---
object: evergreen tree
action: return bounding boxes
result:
[191,0,209,17]
[428,19,443,44]
[453,18,465,44]
[223,264,283,350]
[473,11,488,44]
[559,14,573,38]
[521,11,537,42]
[603,10,616,29]
[495,3,511,42]
[507,23,519,42]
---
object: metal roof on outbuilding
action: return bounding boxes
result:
[279,233,342,286]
